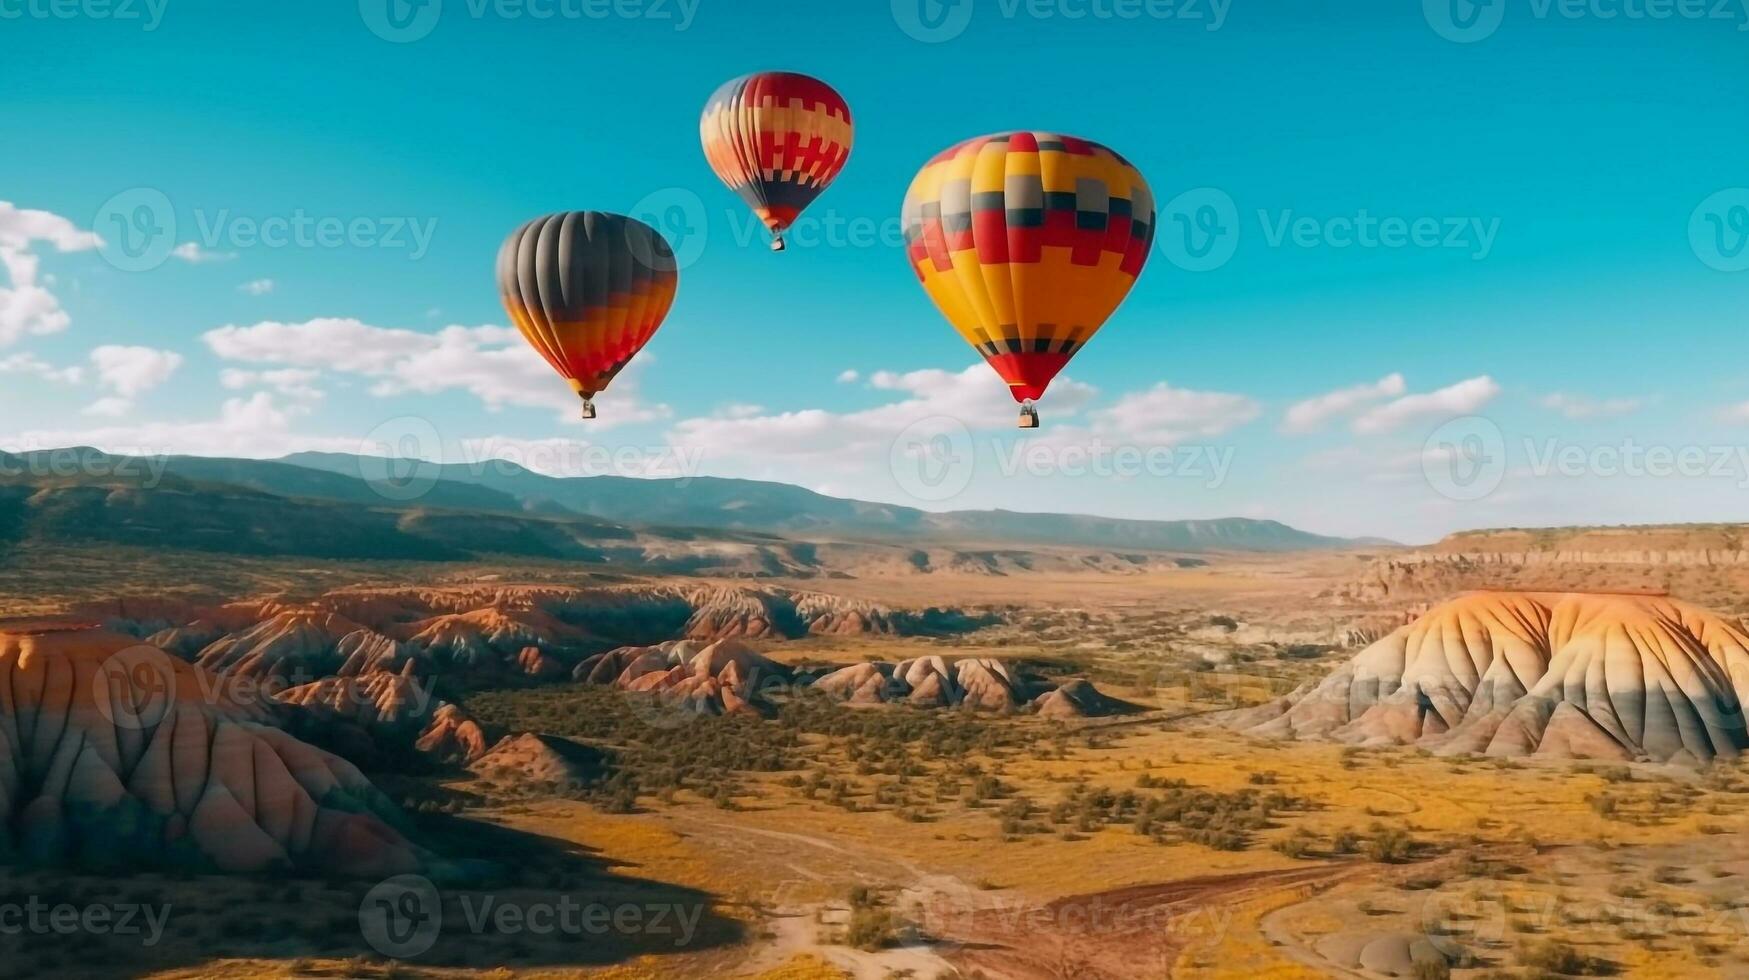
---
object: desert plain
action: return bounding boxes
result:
[7,517,1749,979]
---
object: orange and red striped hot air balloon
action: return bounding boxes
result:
[700,71,853,252]
[901,132,1155,428]
[496,212,679,419]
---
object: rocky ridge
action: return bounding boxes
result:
[1237,592,1749,764]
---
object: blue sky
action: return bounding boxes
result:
[3,0,1748,543]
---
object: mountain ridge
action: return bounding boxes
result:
[0,447,1390,555]
[278,450,1387,552]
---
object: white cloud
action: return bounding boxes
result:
[204,317,436,372]
[0,203,102,254]
[83,397,132,418]
[220,367,323,401]
[1089,383,1261,444]
[669,364,1089,466]
[203,317,667,425]
[1281,374,1406,434]
[456,435,699,480]
[836,369,860,383]
[717,403,765,419]
[1353,376,1500,435]
[1717,402,1749,425]
[89,345,184,398]
[171,242,235,264]
[0,352,83,384]
[1540,392,1646,420]
[0,202,102,348]
[1,392,363,460]
[667,366,1258,476]
[662,365,1259,505]
[238,278,275,296]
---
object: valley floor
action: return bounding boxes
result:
[9,543,1749,977]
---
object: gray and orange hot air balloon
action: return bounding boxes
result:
[901,132,1155,428]
[701,71,853,252]
[496,212,679,419]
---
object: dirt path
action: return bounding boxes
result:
[927,864,1361,979]
[668,808,1370,979]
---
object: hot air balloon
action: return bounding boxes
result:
[496,211,678,419]
[700,71,853,252]
[901,132,1155,428]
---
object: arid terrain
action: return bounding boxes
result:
[8,513,1749,979]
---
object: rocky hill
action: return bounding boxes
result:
[572,639,1138,719]
[0,623,435,875]
[1237,592,1749,764]
[68,583,999,758]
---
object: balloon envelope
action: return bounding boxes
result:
[496,211,678,407]
[901,132,1154,406]
[701,72,853,250]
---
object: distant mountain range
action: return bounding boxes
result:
[283,452,1388,552]
[0,447,1392,556]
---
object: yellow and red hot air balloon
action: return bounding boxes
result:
[496,211,679,419]
[901,132,1155,428]
[700,71,853,252]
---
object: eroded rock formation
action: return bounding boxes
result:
[1241,592,1749,764]
[0,625,433,875]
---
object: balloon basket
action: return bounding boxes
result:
[580,399,597,420]
[1018,403,1040,429]
[770,237,786,252]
